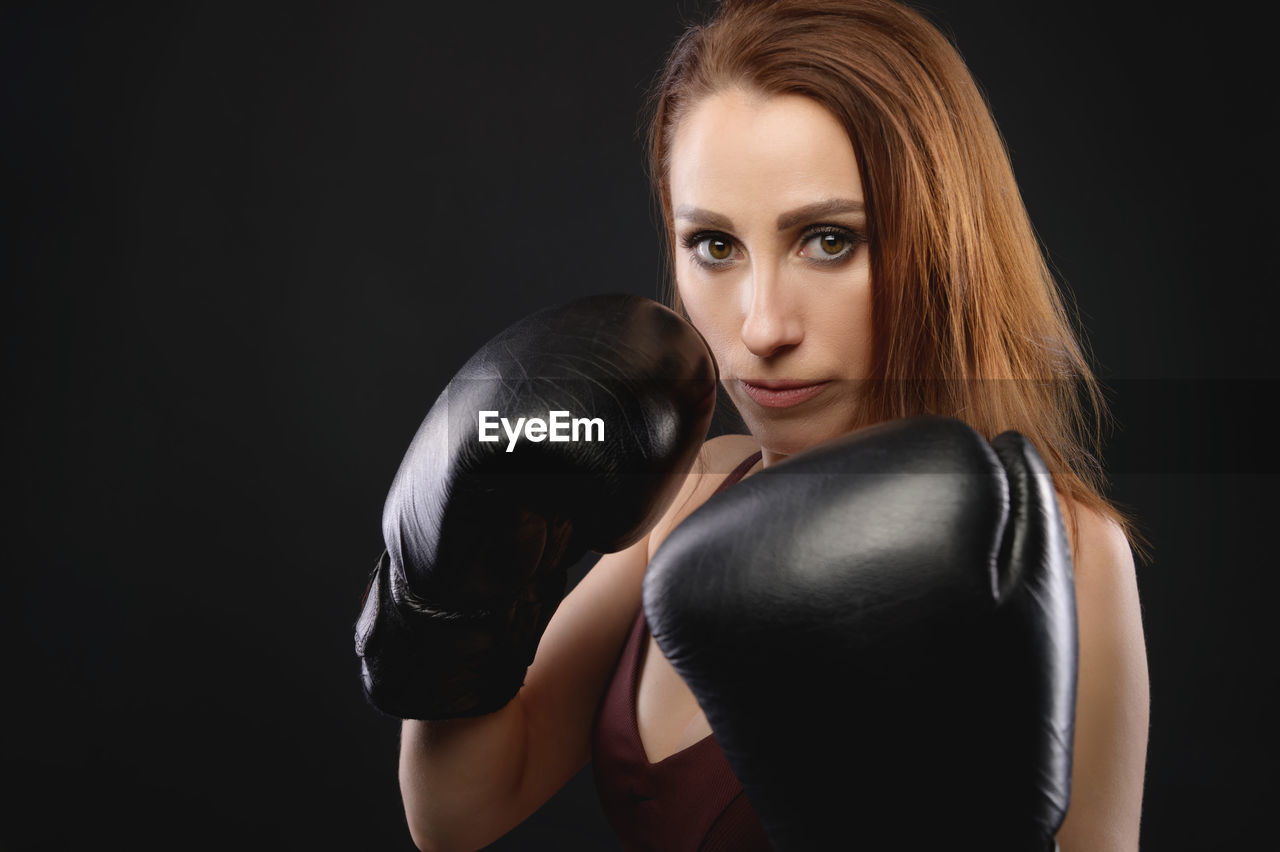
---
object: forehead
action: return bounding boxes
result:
[669,89,864,214]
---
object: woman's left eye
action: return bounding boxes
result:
[800,230,861,262]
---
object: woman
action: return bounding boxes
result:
[392,1,1149,849]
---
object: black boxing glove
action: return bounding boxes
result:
[643,415,1076,850]
[357,294,716,720]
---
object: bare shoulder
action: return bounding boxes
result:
[1055,494,1147,696]
[1057,497,1137,583]
[1060,498,1148,697]
[1053,496,1150,851]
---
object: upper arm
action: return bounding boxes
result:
[1056,503,1151,852]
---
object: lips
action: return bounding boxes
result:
[739,379,830,408]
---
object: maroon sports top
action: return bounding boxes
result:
[591,450,771,851]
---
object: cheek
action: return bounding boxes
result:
[835,281,874,372]
[676,273,713,333]
[677,283,736,369]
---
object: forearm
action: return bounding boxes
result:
[398,697,530,852]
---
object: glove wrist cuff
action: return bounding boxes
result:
[354,551,538,720]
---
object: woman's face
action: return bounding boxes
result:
[669,88,873,464]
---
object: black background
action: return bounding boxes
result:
[8,1,1276,849]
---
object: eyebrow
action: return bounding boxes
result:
[674,198,865,232]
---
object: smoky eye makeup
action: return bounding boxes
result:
[797,225,867,265]
[680,229,738,268]
[678,223,868,271]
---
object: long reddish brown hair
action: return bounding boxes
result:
[645,0,1148,561]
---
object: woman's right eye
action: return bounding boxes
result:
[682,231,737,267]
[699,238,733,262]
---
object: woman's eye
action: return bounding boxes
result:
[801,230,857,261]
[698,237,733,262]
[679,231,736,267]
[816,234,848,255]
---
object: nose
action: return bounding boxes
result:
[740,261,804,359]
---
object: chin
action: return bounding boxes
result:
[745,415,853,461]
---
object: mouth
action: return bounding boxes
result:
[739,379,830,408]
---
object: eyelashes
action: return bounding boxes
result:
[682,232,736,265]
[679,225,867,271]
